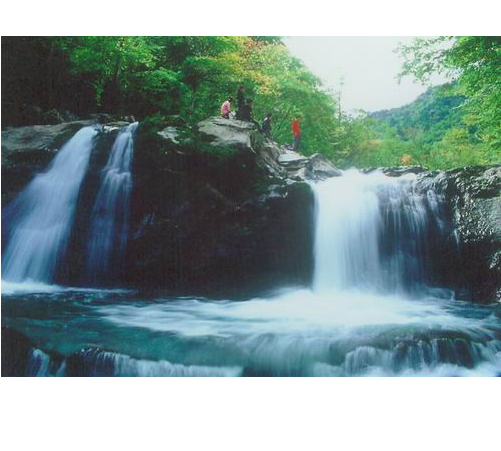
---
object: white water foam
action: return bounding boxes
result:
[0,279,132,295]
[86,122,138,282]
[2,126,98,283]
[95,170,499,376]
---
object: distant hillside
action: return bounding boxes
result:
[346,83,498,169]
[370,85,466,145]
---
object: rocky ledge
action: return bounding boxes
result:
[1,118,131,204]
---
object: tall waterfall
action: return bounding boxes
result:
[2,126,98,283]
[86,122,138,282]
[312,170,446,294]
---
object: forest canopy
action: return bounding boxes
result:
[1,36,339,156]
[2,36,499,169]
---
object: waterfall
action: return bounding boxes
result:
[86,122,138,283]
[2,126,98,283]
[312,169,446,294]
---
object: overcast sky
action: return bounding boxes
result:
[283,36,448,113]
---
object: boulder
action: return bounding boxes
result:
[275,150,342,181]
[197,117,258,150]
[306,153,343,180]
[43,108,66,124]
[127,174,315,296]
[1,326,34,376]
[278,150,310,169]
[361,166,429,177]
[1,327,65,376]
[102,121,131,131]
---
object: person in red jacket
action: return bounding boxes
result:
[291,115,302,151]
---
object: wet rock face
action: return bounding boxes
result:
[126,118,316,296]
[424,165,501,303]
[130,179,315,296]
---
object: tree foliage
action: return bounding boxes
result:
[2,36,340,155]
[3,36,498,169]
[344,36,500,170]
[347,85,499,170]
[397,36,500,153]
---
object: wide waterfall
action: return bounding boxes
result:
[312,169,447,294]
[1,126,98,284]
[85,122,138,283]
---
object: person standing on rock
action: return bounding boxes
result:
[235,86,246,120]
[241,99,261,131]
[262,113,273,139]
[291,115,302,151]
[221,96,233,119]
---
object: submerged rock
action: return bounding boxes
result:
[1,327,242,377]
[1,326,34,376]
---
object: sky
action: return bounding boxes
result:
[283,37,448,113]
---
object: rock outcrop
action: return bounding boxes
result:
[426,166,501,303]
[126,117,319,296]
[1,120,94,203]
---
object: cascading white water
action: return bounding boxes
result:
[312,169,444,294]
[86,122,138,282]
[2,126,98,283]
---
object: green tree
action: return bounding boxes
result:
[64,36,155,111]
[397,36,501,150]
[2,36,343,159]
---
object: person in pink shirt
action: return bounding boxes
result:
[220,96,233,119]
